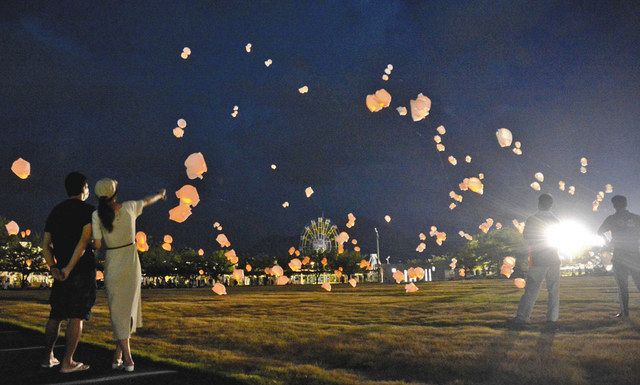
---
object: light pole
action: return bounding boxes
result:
[374,227,382,283]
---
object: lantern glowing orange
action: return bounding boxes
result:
[163,235,173,244]
[321,282,331,292]
[197,249,204,256]
[305,186,314,198]
[199,269,204,275]
[410,93,431,121]
[175,185,200,207]
[212,283,227,295]
[334,269,343,279]
[184,152,208,180]
[514,278,526,289]
[393,270,404,283]
[384,215,391,223]
[349,278,357,287]
[496,128,513,148]
[5,221,19,236]
[25,229,31,236]
[366,89,392,112]
[436,125,446,135]
[276,275,289,285]
[414,267,425,280]
[271,265,284,277]
[288,258,302,272]
[216,234,231,248]
[405,283,419,293]
[224,249,238,264]
[169,203,192,223]
[11,158,30,179]
[302,256,311,265]
[416,242,426,253]
[467,177,484,195]
[96,270,104,281]
[232,268,244,283]
[459,268,466,277]
[245,264,252,272]
[162,243,172,251]
[321,257,328,266]
[25,259,32,267]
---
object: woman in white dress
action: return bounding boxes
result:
[92,178,165,372]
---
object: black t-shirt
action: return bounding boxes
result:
[598,210,640,256]
[44,199,96,275]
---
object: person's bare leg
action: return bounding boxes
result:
[113,343,122,365]
[42,318,61,366]
[118,338,134,366]
[61,318,83,370]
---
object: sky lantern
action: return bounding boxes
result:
[407,267,417,279]
[177,118,187,128]
[592,200,600,212]
[419,232,426,240]
[500,264,513,278]
[436,125,446,135]
[231,105,239,118]
[396,106,407,116]
[366,89,392,112]
[245,263,252,272]
[169,203,192,223]
[393,270,404,283]
[298,85,309,94]
[459,268,466,277]
[384,215,391,223]
[245,43,252,52]
[288,258,302,272]
[351,239,358,245]
[5,220,19,236]
[580,166,587,174]
[416,242,426,253]
[305,186,314,198]
[359,259,369,269]
[336,231,349,245]
[605,184,613,193]
[410,93,431,121]
[467,177,484,195]
[11,158,31,179]
[514,278,526,289]
[449,191,463,202]
[199,269,205,276]
[321,282,332,292]
[276,275,290,285]
[302,256,311,265]
[334,269,343,278]
[449,203,457,210]
[25,229,31,236]
[162,243,172,251]
[436,143,445,152]
[20,231,26,238]
[96,270,104,281]
[212,283,227,295]
[232,268,244,283]
[512,219,525,234]
[534,172,544,183]
[184,152,207,180]
[321,257,328,267]
[197,249,204,256]
[465,155,472,163]
[435,232,447,246]
[495,222,503,230]
[354,246,361,252]
[135,231,149,252]
[163,235,173,244]
[559,180,566,191]
[288,246,296,256]
[271,265,284,277]
[530,182,541,191]
[495,128,513,147]
[414,267,425,280]
[434,135,442,144]
[180,47,191,59]
[449,258,457,269]
[173,127,184,138]
[448,156,457,166]
[580,157,588,167]
[264,267,272,276]
[216,234,231,248]
[282,201,289,208]
[349,278,357,287]
[568,186,576,195]
[405,283,419,293]
[346,212,356,228]
[175,185,200,207]
[224,249,238,264]
[264,58,272,67]
[25,258,32,267]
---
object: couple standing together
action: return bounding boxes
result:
[41,172,165,373]
[511,193,640,327]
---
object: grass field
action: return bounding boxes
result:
[2,276,640,385]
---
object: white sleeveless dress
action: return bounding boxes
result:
[92,200,144,340]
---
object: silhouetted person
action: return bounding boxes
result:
[510,194,561,326]
[597,195,640,318]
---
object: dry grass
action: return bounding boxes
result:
[2,276,640,385]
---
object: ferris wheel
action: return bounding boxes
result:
[300,217,339,254]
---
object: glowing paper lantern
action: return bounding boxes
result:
[503,257,516,269]
[288,247,296,256]
[495,222,503,230]
[448,156,457,166]
[177,119,187,128]
[410,93,431,122]
[396,106,407,116]
[512,219,525,234]
[500,264,513,278]
[514,278,526,289]
[184,152,208,180]
[245,264,252,272]
[169,203,192,223]
[173,127,184,138]
[592,200,600,212]
[382,74,389,81]
[20,231,26,238]
[336,231,349,244]
[530,182,541,191]
[435,232,447,246]
[384,215,391,223]
[11,158,30,179]
[534,172,544,183]
[407,267,417,279]
[163,235,173,244]
[162,243,172,251]
[605,184,613,193]
[212,283,227,295]
[321,257,328,266]
[449,258,457,269]
[321,282,331,292]
[198,249,204,256]
[264,59,272,67]
[276,275,289,285]
[495,128,513,147]
[449,203,457,210]
[416,242,426,253]
[175,185,200,207]
[467,177,484,195]
[449,191,463,202]
[359,259,369,269]
[465,155,472,163]
[216,234,231,248]
[434,135,442,144]
[559,181,566,191]
[414,267,425,280]
[568,186,576,195]
[199,269,204,275]
[180,52,189,60]
[459,268,466,277]
[305,187,314,198]
[5,221,19,236]
[282,201,289,208]
[96,270,104,281]
[436,143,445,152]
[366,89,392,112]
[302,256,311,265]
[351,239,358,245]
[334,269,343,279]
[224,249,238,264]
[288,258,302,272]
[349,278,357,287]
[232,268,244,283]
[271,265,284,277]
[298,85,309,94]
[245,43,252,53]
[436,125,446,135]
[580,157,588,167]
[135,231,149,253]
[393,270,404,283]
[419,233,427,241]
[346,212,356,228]
[405,283,419,293]
[25,229,31,236]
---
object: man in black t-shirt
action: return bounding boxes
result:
[41,172,95,373]
[598,195,640,318]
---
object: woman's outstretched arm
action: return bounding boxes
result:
[142,189,166,207]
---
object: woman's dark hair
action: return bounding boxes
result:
[98,195,116,233]
[65,172,87,197]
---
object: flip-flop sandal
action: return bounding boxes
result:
[41,358,60,368]
[60,362,90,373]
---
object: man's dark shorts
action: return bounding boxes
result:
[49,270,96,321]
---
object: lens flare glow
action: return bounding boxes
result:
[545,220,604,259]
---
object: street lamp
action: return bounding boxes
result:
[374,227,382,283]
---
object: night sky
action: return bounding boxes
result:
[1,1,639,258]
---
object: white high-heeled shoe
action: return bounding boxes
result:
[123,363,134,372]
[111,359,123,370]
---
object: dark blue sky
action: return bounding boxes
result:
[1,1,639,257]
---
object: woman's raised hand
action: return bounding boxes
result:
[158,189,167,200]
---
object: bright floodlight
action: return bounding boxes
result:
[545,220,605,259]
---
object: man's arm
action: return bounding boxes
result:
[597,216,611,235]
[41,232,62,280]
[60,223,92,280]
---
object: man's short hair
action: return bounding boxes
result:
[65,172,87,197]
[538,193,553,211]
[611,195,627,211]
